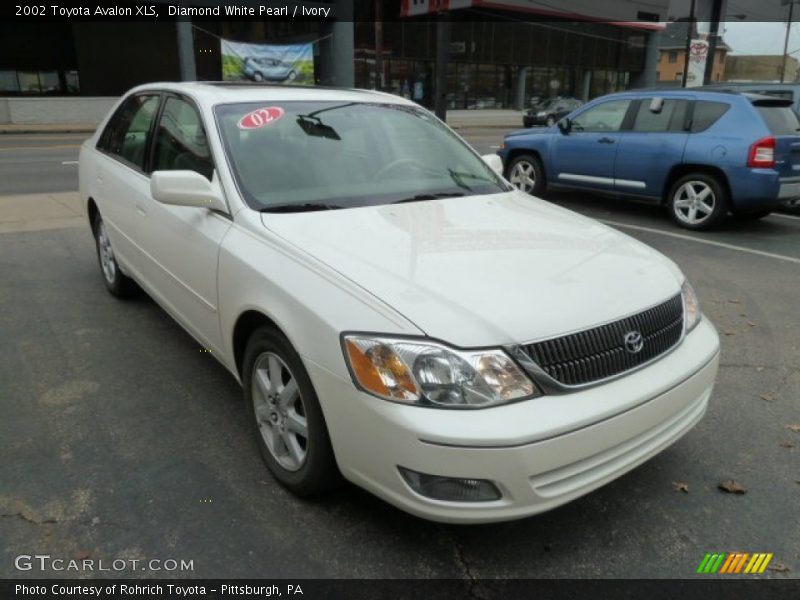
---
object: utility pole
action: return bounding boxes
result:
[781,1,796,83]
[374,0,383,90]
[703,0,727,85]
[681,0,696,88]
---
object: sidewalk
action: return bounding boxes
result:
[0,109,523,134]
[0,192,85,233]
[0,123,96,134]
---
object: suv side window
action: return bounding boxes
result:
[97,94,160,170]
[151,96,214,181]
[571,100,632,132]
[632,99,689,133]
[691,101,730,132]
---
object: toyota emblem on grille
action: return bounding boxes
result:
[623,331,644,354]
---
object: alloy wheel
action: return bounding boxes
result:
[96,221,116,284]
[673,181,716,226]
[251,352,308,472]
[509,161,536,193]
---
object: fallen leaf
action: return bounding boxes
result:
[756,366,765,372]
[718,480,748,494]
[723,330,737,336]
[728,298,742,304]
[747,321,756,327]
[779,441,795,449]
[767,562,790,573]
[672,481,689,493]
[739,313,747,317]
[74,549,91,560]
[760,393,775,402]
[786,424,800,433]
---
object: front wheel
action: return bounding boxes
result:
[667,174,729,230]
[507,154,545,196]
[243,327,341,497]
[253,71,264,82]
[545,115,557,127]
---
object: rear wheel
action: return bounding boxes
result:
[243,326,341,497]
[667,173,729,230]
[92,213,137,297]
[507,154,545,196]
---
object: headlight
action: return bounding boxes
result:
[342,335,539,408]
[682,280,701,332]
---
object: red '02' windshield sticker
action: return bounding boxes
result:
[238,106,285,130]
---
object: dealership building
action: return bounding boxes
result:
[0,0,669,123]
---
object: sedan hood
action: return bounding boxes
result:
[261,192,683,347]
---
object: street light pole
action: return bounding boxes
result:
[681,0,696,88]
[781,1,795,83]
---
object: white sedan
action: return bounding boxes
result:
[79,82,720,523]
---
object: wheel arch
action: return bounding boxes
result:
[232,309,288,380]
[504,148,546,177]
[87,197,99,231]
[663,164,731,206]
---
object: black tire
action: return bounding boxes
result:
[506,153,546,196]
[545,115,556,127]
[243,326,341,497]
[733,209,772,221]
[287,70,297,81]
[666,173,729,231]
[92,212,137,298]
[253,71,264,82]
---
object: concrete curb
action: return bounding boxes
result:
[0,125,96,134]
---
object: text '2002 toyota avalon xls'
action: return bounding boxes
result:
[79,82,720,523]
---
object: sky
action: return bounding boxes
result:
[721,21,800,56]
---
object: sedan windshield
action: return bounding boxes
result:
[215,101,509,211]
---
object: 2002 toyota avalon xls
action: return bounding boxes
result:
[79,83,720,523]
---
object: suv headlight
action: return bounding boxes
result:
[682,280,701,332]
[342,335,540,408]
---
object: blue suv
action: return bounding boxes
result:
[498,90,800,230]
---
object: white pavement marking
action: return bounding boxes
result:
[61,160,78,165]
[769,212,800,222]
[599,219,800,266]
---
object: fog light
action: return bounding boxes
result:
[398,467,501,502]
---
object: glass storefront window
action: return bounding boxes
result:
[0,70,20,92]
[39,70,60,93]
[17,71,41,93]
[65,70,80,93]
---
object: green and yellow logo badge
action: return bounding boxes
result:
[697,552,773,574]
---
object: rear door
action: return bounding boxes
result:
[549,98,634,191]
[613,97,691,199]
[752,98,800,179]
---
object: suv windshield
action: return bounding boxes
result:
[215,101,508,211]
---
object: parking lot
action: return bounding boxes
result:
[1,130,798,580]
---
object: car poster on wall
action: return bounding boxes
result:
[221,38,314,85]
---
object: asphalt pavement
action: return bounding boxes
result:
[1,130,798,580]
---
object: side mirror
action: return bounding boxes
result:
[557,118,571,133]
[649,97,664,114]
[481,154,504,176]
[150,170,227,213]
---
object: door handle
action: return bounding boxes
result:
[598,137,615,144]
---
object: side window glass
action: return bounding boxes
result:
[571,100,631,132]
[691,101,731,132]
[97,94,160,169]
[632,99,688,133]
[151,96,214,180]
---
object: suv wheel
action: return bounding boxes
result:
[243,326,341,497]
[507,154,545,196]
[545,115,556,127]
[92,213,137,297]
[667,173,728,230]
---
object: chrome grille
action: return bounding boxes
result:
[524,295,684,386]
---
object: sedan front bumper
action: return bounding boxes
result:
[306,319,719,523]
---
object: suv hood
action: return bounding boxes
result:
[261,192,683,347]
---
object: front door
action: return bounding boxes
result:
[549,98,633,191]
[136,94,232,354]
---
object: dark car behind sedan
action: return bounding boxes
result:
[523,97,583,128]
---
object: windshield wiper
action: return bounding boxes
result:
[260,202,344,213]
[392,192,465,204]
